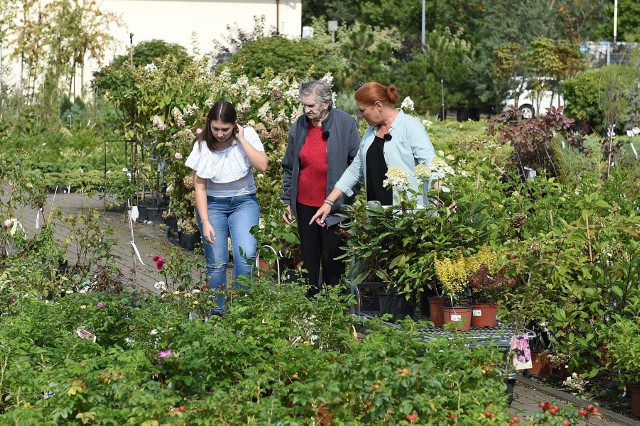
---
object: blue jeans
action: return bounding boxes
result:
[196,193,259,314]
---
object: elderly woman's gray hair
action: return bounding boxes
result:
[299,80,333,107]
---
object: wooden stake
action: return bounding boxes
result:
[585,213,593,262]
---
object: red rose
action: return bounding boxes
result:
[153,255,165,270]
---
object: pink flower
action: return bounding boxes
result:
[174,152,183,160]
[96,302,105,308]
[157,348,173,358]
[152,255,165,270]
[3,219,12,228]
[196,128,202,134]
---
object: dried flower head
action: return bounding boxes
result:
[183,175,194,189]
[510,213,528,229]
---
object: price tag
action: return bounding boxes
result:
[511,334,532,370]
[450,314,462,321]
[472,309,482,317]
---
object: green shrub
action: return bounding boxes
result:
[563,65,640,132]
[0,282,512,424]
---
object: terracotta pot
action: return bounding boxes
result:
[427,296,448,326]
[528,352,551,376]
[471,303,498,328]
[442,305,473,332]
[314,404,333,425]
[630,384,640,417]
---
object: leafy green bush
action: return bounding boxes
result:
[563,64,640,132]
[220,35,339,80]
[0,281,513,424]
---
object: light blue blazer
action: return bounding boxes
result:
[334,110,437,205]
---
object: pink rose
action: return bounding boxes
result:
[157,348,173,358]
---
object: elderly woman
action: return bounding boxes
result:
[281,80,361,297]
[310,81,438,225]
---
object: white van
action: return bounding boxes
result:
[502,77,564,118]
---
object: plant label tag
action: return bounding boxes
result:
[510,334,532,370]
[450,314,462,321]
[472,309,482,317]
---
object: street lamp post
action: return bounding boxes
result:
[328,20,338,43]
[421,0,425,48]
[613,0,618,44]
[129,33,134,66]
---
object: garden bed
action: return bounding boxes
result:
[524,372,636,419]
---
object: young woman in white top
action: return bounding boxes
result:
[185,101,268,315]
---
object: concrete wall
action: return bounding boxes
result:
[0,0,302,92]
[102,0,302,58]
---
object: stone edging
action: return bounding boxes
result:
[516,375,640,426]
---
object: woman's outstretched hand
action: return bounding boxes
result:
[309,204,331,227]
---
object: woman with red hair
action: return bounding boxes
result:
[310,81,438,225]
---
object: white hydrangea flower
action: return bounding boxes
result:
[257,102,271,122]
[413,163,431,181]
[383,166,410,189]
[184,104,198,116]
[172,107,183,120]
[268,76,283,88]
[152,115,166,131]
[144,63,158,72]
[400,96,414,111]
[425,157,455,180]
[320,72,333,86]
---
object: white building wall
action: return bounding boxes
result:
[101,0,302,58]
[0,0,302,92]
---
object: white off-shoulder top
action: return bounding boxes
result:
[185,125,264,197]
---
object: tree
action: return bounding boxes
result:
[468,0,568,112]
[555,0,608,42]
[6,0,121,109]
[302,0,359,27]
[109,39,193,70]
[394,27,473,114]
[219,35,339,80]
[333,22,401,90]
[356,0,422,41]
[592,0,640,42]
[563,64,639,134]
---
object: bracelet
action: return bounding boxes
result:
[323,199,334,207]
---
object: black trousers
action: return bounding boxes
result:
[296,203,347,297]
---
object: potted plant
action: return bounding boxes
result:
[250,193,301,284]
[434,252,473,331]
[466,246,516,327]
[604,316,640,416]
[340,161,456,321]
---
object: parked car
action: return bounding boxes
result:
[502,77,564,118]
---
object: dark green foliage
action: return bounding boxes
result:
[394,28,474,113]
[0,282,512,423]
[109,39,193,70]
[219,36,339,80]
[563,64,640,132]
